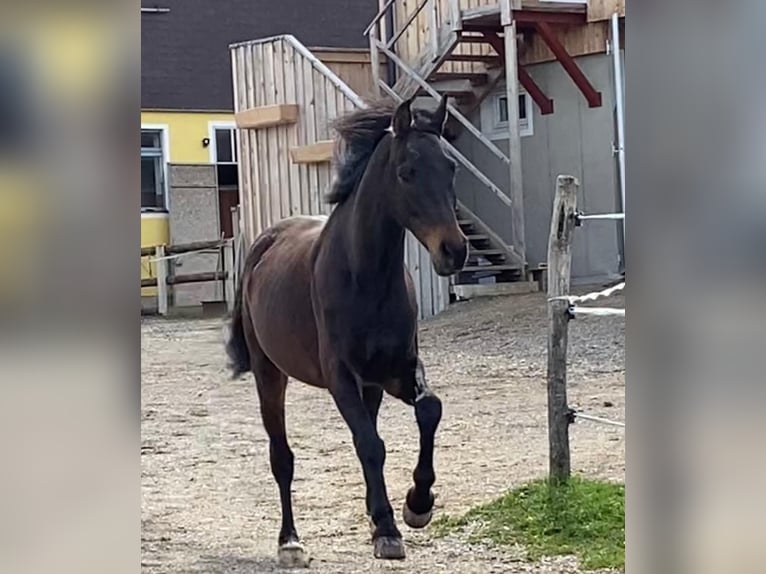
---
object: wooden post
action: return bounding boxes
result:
[223,239,235,312]
[369,21,382,97]
[429,0,439,59]
[155,245,168,316]
[501,0,526,268]
[546,175,578,482]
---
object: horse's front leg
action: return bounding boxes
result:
[329,364,405,560]
[401,358,443,529]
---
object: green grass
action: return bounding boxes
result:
[432,476,624,571]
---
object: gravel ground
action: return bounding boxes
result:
[142,289,625,573]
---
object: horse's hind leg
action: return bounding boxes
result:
[252,353,308,568]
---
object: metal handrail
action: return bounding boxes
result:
[377,80,512,208]
[386,0,430,49]
[363,0,397,36]
[373,39,512,166]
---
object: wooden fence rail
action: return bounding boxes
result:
[140,239,235,315]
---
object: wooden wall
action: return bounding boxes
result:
[230,34,449,319]
[388,0,622,69]
[311,48,387,100]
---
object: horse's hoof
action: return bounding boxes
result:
[373,536,406,560]
[278,541,310,568]
[403,500,433,529]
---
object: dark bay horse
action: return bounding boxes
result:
[226,96,467,565]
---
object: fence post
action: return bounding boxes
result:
[223,239,235,312]
[546,175,578,482]
[156,244,168,316]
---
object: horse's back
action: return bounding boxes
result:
[243,215,327,386]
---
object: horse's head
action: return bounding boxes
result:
[387,97,468,277]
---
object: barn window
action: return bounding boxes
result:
[141,127,168,210]
[480,85,533,140]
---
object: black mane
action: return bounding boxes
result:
[326,99,440,205]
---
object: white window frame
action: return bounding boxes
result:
[141,123,170,211]
[208,121,238,164]
[480,85,534,141]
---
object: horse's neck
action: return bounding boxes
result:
[343,148,406,290]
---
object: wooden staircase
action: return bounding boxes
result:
[456,201,523,284]
[365,1,594,290]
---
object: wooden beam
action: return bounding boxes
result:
[546,174,578,482]
[501,3,526,267]
[289,140,334,164]
[534,22,602,107]
[518,65,554,114]
[513,10,586,26]
[235,104,299,129]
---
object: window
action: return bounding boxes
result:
[141,127,167,210]
[210,123,238,164]
[480,86,533,140]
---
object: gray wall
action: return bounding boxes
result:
[168,164,223,307]
[454,53,624,283]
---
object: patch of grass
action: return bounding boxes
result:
[432,476,624,570]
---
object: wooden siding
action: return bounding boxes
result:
[312,48,387,100]
[388,0,620,69]
[231,34,449,319]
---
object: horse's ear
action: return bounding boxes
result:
[391,97,415,137]
[432,96,449,134]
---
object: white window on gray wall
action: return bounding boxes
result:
[480,86,533,141]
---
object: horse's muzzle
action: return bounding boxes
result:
[432,238,468,276]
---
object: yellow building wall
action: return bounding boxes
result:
[140,110,234,299]
[141,110,235,163]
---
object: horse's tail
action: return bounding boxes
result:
[225,230,277,379]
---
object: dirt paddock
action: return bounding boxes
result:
[142,290,625,573]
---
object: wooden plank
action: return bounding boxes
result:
[419,241,433,317]
[155,245,168,315]
[243,45,260,239]
[263,41,281,228]
[294,49,311,215]
[313,68,330,214]
[546,174,578,482]
[290,140,335,164]
[303,58,320,216]
[234,104,299,129]
[283,42,301,217]
[503,15,527,266]
[587,0,625,22]
[254,42,271,233]
[274,40,291,221]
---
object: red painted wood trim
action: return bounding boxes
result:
[518,65,554,115]
[482,32,554,115]
[534,22,602,108]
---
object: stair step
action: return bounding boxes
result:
[430,72,489,86]
[468,249,504,257]
[457,218,473,226]
[445,53,502,65]
[416,87,473,100]
[459,35,493,44]
[460,264,520,273]
[465,234,490,242]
